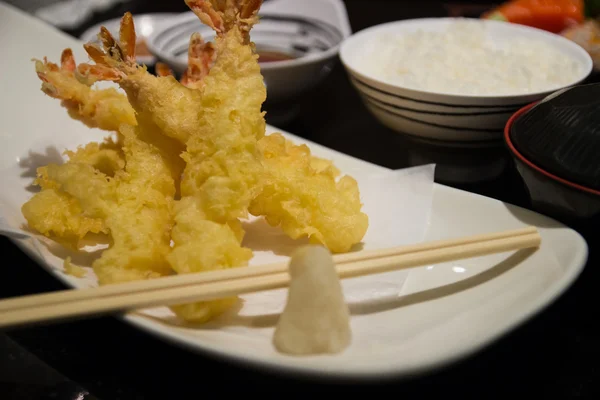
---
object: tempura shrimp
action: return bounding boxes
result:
[71,1,266,322]
[167,1,368,253]
[35,49,136,132]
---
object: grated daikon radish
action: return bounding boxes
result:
[273,245,351,355]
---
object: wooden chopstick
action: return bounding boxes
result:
[0,226,538,313]
[0,226,541,330]
[0,228,540,315]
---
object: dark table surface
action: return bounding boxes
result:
[2,1,600,399]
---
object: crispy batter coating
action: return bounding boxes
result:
[92,125,177,284]
[63,139,125,177]
[44,124,177,285]
[167,197,252,322]
[21,138,124,247]
[165,0,266,322]
[21,188,106,246]
[179,20,266,222]
[251,134,369,253]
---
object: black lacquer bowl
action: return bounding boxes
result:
[504,83,600,223]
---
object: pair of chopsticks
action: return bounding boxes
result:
[0,226,541,330]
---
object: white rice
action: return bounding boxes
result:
[357,20,583,96]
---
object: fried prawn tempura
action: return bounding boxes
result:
[91,125,176,284]
[250,134,369,253]
[24,49,132,247]
[78,13,199,145]
[167,0,267,321]
[21,188,106,247]
[158,17,367,253]
[21,137,125,248]
[23,0,370,325]
[156,31,216,91]
[75,1,266,321]
[45,124,176,285]
[35,49,136,132]
[177,0,266,221]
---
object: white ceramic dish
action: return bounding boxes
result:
[146,0,351,104]
[80,13,179,66]
[0,2,589,380]
[340,18,593,143]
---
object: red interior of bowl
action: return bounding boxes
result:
[504,103,600,197]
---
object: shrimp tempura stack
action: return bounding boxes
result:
[22,50,133,248]
[22,0,369,325]
[250,134,368,254]
[76,0,267,321]
[167,0,268,321]
[35,123,177,285]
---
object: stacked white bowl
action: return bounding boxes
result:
[340,18,593,146]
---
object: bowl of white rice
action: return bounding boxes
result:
[339,18,593,143]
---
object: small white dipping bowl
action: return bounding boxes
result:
[147,0,351,105]
[339,18,593,144]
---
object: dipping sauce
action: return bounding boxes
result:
[135,39,151,57]
[257,50,296,63]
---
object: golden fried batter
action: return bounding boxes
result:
[63,140,125,177]
[21,188,106,247]
[251,134,369,253]
[44,124,177,285]
[165,0,266,322]
[91,125,177,284]
[21,137,124,247]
